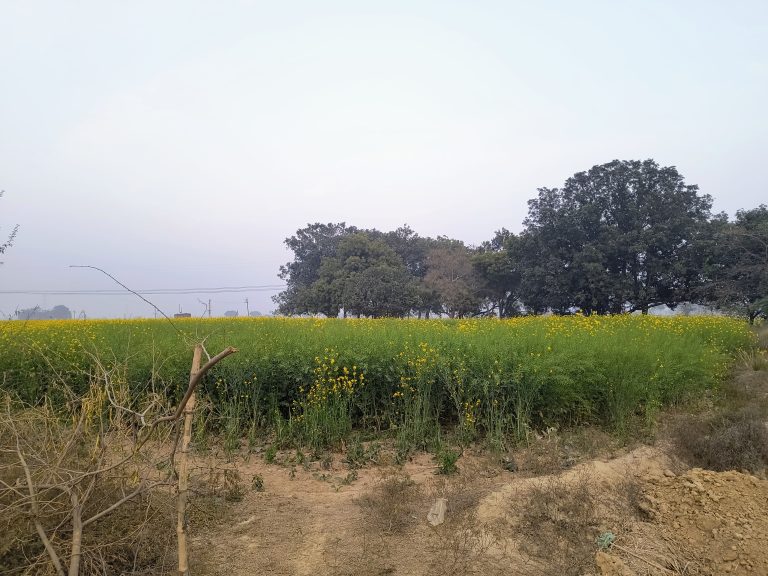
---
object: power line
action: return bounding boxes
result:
[0,284,286,296]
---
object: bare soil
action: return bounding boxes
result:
[187,440,768,576]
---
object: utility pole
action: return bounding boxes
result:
[244,298,250,316]
[198,298,212,318]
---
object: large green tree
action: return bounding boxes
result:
[519,160,712,314]
[311,233,416,318]
[274,223,357,314]
[702,205,768,323]
[473,229,522,317]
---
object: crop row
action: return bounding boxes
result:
[0,315,754,450]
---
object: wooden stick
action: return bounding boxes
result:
[177,344,202,576]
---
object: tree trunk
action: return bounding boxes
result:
[177,345,202,576]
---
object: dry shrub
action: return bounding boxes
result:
[0,395,234,575]
[428,473,483,520]
[0,463,177,576]
[514,427,620,476]
[514,429,566,475]
[0,400,177,575]
[356,472,422,534]
[728,368,768,404]
[615,467,645,520]
[561,427,621,461]
[756,324,768,350]
[77,490,176,576]
[426,520,507,576]
[674,406,768,473]
[425,474,511,576]
[516,469,599,576]
[736,348,768,372]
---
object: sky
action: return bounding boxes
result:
[1,0,766,319]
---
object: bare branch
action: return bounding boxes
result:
[82,480,165,528]
[8,405,65,576]
[69,265,184,337]
[152,346,238,426]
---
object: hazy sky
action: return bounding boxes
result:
[1,1,766,318]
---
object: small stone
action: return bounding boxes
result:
[663,469,676,478]
[427,498,448,526]
[723,550,738,562]
[502,456,517,472]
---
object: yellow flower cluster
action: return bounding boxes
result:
[462,398,481,426]
[394,341,439,398]
[303,348,364,407]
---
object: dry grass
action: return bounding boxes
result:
[424,473,513,576]
[356,471,422,534]
[673,406,768,473]
[756,324,768,350]
[513,429,567,475]
[515,469,600,576]
[735,348,768,372]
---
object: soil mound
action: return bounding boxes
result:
[644,468,768,574]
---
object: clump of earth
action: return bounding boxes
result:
[641,467,768,575]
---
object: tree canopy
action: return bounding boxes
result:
[273,160,765,321]
[519,160,713,314]
[701,205,768,323]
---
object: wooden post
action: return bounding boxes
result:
[177,344,202,576]
[68,493,82,576]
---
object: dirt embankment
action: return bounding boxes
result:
[642,467,768,574]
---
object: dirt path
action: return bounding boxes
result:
[190,445,768,576]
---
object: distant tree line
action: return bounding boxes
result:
[17,305,73,320]
[274,160,768,323]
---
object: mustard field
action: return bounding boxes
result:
[0,315,755,450]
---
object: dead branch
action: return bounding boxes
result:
[154,345,238,426]
[82,480,166,528]
[9,406,65,576]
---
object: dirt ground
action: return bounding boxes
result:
[187,439,768,576]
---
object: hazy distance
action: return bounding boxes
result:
[1,1,766,318]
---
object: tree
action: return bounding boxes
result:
[17,306,73,320]
[702,205,768,323]
[519,160,712,314]
[341,263,416,318]
[369,225,438,317]
[1,190,19,262]
[423,240,483,318]
[274,223,357,315]
[474,229,522,317]
[377,225,430,278]
[302,233,416,318]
